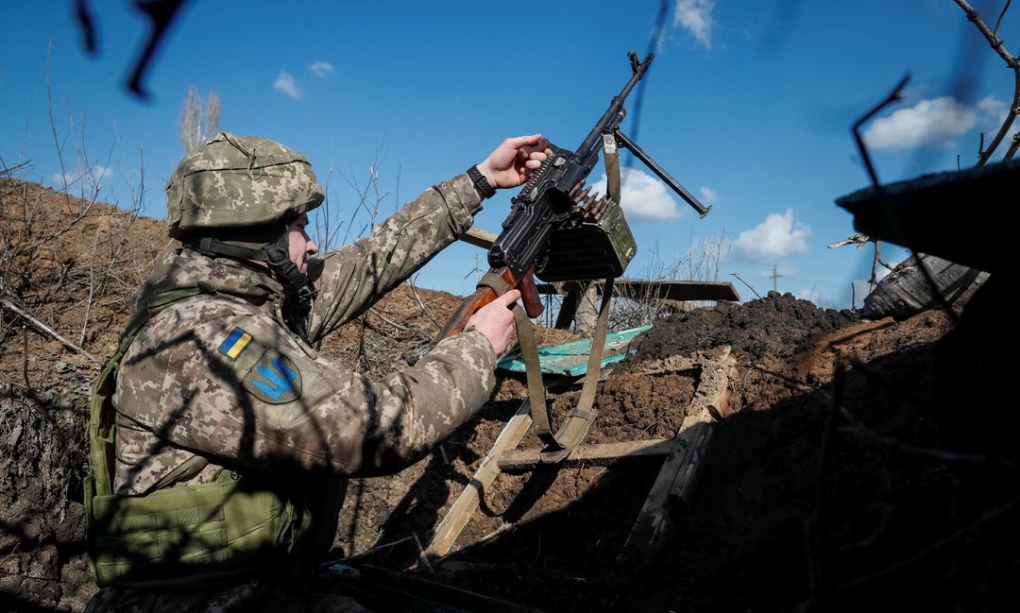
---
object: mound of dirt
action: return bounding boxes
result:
[1,178,1014,613]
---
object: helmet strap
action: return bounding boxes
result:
[186,230,315,340]
[186,226,309,290]
[253,230,309,289]
[189,236,261,262]
[252,230,316,340]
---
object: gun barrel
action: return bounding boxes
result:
[562,52,654,191]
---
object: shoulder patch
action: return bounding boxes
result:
[243,351,302,404]
[219,327,252,360]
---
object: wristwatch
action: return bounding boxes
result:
[467,165,496,200]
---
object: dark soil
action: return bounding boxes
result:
[1,178,1014,613]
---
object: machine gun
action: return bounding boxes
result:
[438,51,710,339]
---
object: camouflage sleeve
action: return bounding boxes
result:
[115,296,497,477]
[304,174,482,344]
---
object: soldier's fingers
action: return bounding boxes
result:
[496,289,521,308]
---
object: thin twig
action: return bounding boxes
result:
[1,293,98,362]
[852,73,910,189]
[413,532,434,574]
[328,535,414,566]
[951,0,1020,164]
[407,278,442,331]
[729,272,761,299]
[368,306,415,332]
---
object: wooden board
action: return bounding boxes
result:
[427,346,735,565]
[619,347,735,566]
[496,325,651,377]
[497,438,674,471]
[536,279,740,302]
[862,253,989,320]
[425,400,534,559]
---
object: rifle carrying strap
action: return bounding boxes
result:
[485,274,615,462]
[603,132,621,205]
[538,276,614,463]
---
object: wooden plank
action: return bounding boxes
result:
[619,347,735,566]
[429,344,734,565]
[460,226,497,249]
[538,279,740,303]
[862,253,989,320]
[425,400,534,559]
[611,279,740,302]
[668,419,714,512]
[497,438,674,471]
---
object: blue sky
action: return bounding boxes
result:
[2,0,1014,309]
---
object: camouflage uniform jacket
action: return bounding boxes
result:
[111,172,492,515]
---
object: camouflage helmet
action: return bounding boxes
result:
[166,132,324,239]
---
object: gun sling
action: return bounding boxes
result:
[475,271,615,461]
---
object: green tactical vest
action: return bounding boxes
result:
[84,286,337,589]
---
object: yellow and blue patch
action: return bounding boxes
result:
[218,327,252,360]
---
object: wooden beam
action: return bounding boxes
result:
[425,400,534,559]
[537,279,740,303]
[836,158,1017,275]
[497,438,674,471]
[619,347,735,566]
[460,226,497,250]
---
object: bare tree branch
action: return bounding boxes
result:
[952,0,1020,164]
[1,293,98,362]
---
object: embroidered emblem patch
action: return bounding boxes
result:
[243,351,302,404]
[218,327,252,360]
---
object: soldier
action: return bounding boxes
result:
[84,131,550,612]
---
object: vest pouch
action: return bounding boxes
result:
[90,477,304,589]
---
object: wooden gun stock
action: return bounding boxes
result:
[437,266,543,338]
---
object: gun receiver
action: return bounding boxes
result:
[438,51,708,339]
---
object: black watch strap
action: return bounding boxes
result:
[467,165,496,200]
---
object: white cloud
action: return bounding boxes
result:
[274,71,304,99]
[699,186,718,206]
[589,167,681,222]
[863,96,979,150]
[49,164,112,188]
[309,61,334,79]
[977,95,1006,118]
[731,209,810,261]
[798,288,834,309]
[674,0,715,49]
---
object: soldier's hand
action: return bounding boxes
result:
[465,289,520,355]
[475,135,551,190]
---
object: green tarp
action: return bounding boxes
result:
[497,325,651,378]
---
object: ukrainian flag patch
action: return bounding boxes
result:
[219,327,252,360]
